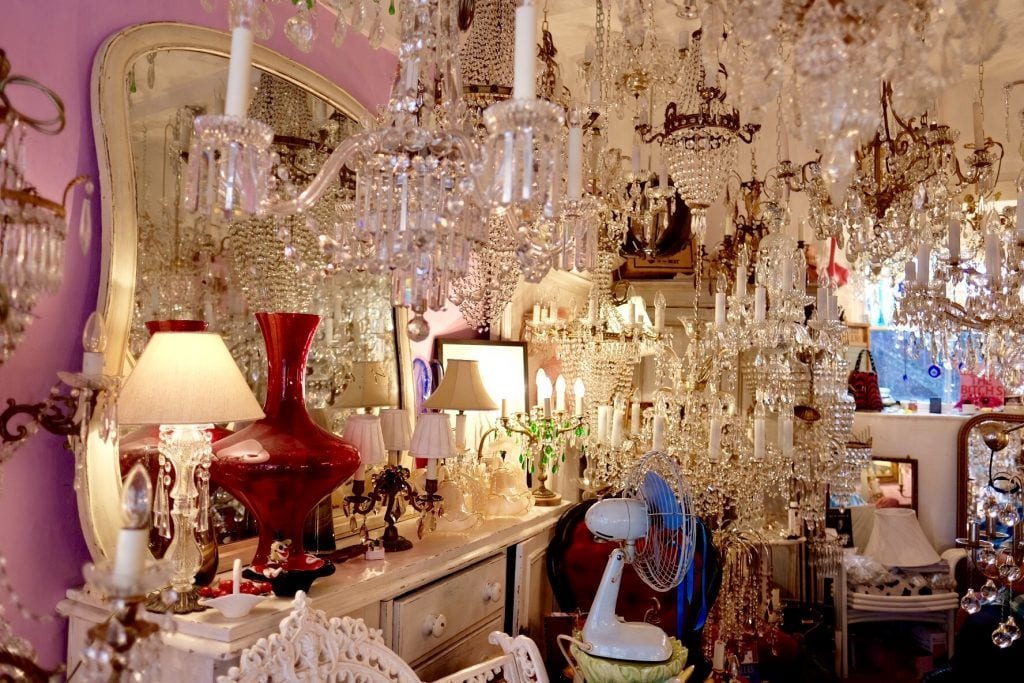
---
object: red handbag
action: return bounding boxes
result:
[848,350,883,411]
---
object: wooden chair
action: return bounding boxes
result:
[218,591,548,683]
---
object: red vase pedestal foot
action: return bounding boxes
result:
[211,312,359,594]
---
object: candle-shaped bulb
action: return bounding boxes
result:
[82,311,107,353]
[121,463,152,529]
[536,368,553,401]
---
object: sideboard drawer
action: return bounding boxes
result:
[391,553,506,663]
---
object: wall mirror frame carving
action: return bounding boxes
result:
[82,22,413,564]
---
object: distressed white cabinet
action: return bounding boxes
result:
[60,505,566,680]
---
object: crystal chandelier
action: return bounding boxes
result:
[1,52,92,365]
[637,28,758,247]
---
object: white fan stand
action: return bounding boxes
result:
[218,591,548,683]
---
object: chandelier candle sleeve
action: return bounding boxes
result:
[611,409,624,448]
[708,416,721,461]
[985,231,1001,285]
[111,464,153,593]
[735,257,747,297]
[555,376,566,413]
[574,379,585,417]
[630,400,642,436]
[754,286,766,324]
[513,0,537,100]
[916,243,930,286]
[567,125,583,200]
[715,292,727,328]
[973,101,985,149]
[652,414,666,451]
[632,143,642,176]
[597,406,611,445]
[753,413,766,461]
[779,414,794,458]
[949,220,961,262]
[225,7,255,117]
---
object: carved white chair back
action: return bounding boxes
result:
[218,591,549,683]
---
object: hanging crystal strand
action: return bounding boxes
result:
[154,454,172,538]
[196,460,211,534]
[368,1,386,49]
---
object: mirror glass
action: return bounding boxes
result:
[115,47,403,552]
[958,415,1024,541]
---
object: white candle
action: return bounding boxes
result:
[574,378,585,417]
[532,303,541,324]
[82,350,104,377]
[611,410,624,448]
[985,230,1000,284]
[713,641,726,671]
[654,303,665,333]
[513,1,537,100]
[904,259,916,284]
[501,398,509,418]
[828,291,839,322]
[734,261,746,297]
[948,219,961,262]
[753,415,766,460]
[426,458,439,481]
[754,286,766,324]
[779,414,794,458]
[652,415,666,451]
[232,558,242,595]
[714,292,727,328]
[631,143,642,176]
[916,242,930,285]
[567,125,583,201]
[555,376,566,413]
[225,26,255,117]
[597,406,610,444]
[543,398,552,419]
[708,417,721,461]
[781,256,794,291]
[630,401,642,436]
[973,101,985,148]
[1017,190,1024,241]
[112,528,149,592]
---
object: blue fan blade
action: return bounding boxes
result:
[643,471,683,530]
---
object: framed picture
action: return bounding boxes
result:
[435,339,529,414]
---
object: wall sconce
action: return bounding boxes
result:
[0,312,118,455]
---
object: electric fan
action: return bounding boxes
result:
[581,451,697,662]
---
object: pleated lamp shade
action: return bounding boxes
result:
[864,507,940,567]
[119,332,264,425]
[336,361,393,409]
[342,414,386,466]
[409,413,456,460]
[379,408,412,451]
[424,359,498,412]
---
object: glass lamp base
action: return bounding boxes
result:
[145,586,206,614]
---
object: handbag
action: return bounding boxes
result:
[848,350,883,411]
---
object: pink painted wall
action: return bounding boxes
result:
[0,1,395,667]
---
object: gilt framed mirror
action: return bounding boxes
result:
[81,22,413,565]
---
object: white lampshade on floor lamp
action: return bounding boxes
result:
[119,332,263,613]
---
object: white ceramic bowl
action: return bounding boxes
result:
[201,593,267,619]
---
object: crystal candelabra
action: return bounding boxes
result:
[500,403,584,506]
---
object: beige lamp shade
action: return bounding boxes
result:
[409,412,456,460]
[336,361,393,409]
[119,332,264,426]
[342,414,387,466]
[424,359,498,412]
[379,408,412,451]
[864,507,941,568]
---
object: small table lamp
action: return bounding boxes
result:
[410,412,456,498]
[342,414,387,496]
[423,359,497,452]
[119,332,264,613]
[336,360,393,412]
[380,408,412,465]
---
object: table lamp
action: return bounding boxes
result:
[410,412,456,499]
[423,359,497,451]
[336,360,393,411]
[380,408,412,465]
[342,414,387,496]
[119,332,264,613]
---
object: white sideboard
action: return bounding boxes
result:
[59,505,564,680]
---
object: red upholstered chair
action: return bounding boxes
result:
[546,499,721,680]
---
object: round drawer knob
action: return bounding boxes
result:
[483,581,503,602]
[423,614,447,638]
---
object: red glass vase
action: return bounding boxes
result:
[211,312,359,577]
